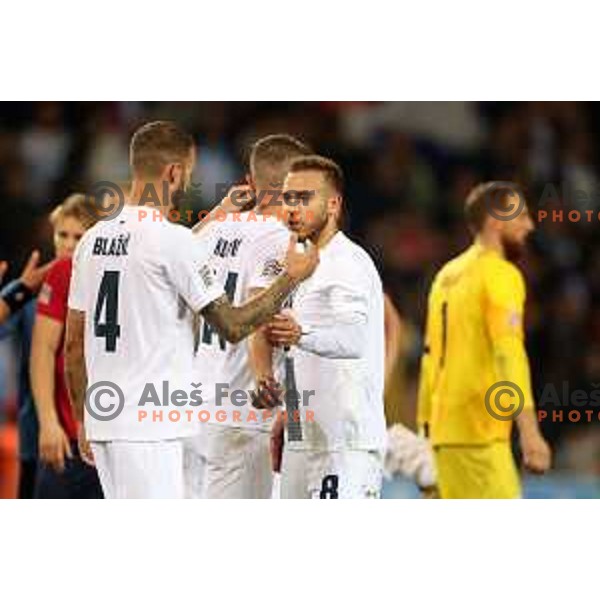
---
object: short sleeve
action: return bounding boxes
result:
[247,223,290,290]
[68,240,88,312]
[165,225,224,312]
[38,259,72,323]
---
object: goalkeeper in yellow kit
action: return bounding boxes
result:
[418,182,551,499]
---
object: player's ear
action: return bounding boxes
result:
[489,214,505,233]
[328,195,342,216]
[167,163,183,187]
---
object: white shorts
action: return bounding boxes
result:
[182,431,208,499]
[91,439,185,499]
[204,424,273,499]
[280,449,383,499]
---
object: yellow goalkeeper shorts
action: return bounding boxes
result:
[434,442,521,499]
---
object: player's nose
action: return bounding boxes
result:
[283,202,299,221]
[65,238,78,254]
[526,215,535,232]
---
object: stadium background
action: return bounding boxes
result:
[1,101,599,498]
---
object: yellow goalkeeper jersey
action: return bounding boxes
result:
[417,242,534,446]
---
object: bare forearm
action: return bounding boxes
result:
[191,214,216,236]
[65,347,87,422]
[248,327,275,380]
[30,346,59,427]
[202,274,297,343]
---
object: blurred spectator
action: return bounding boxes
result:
[19,102,71,203]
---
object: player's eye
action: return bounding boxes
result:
[298,191,314,204]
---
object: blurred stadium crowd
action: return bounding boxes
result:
[1,101,600,495]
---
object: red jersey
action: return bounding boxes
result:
[36,258,78,440]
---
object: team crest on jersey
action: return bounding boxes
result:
[508,310,520,328]
[261,258,284,278]
[38,282,52,305]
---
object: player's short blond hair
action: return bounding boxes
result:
[249,134,311,189]
[49,193,100,231]
[130,120,195,177]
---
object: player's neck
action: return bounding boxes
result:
[128,179,172,216]
[315,223,339,249]
[475,232,505,258]
[255,190,281,217]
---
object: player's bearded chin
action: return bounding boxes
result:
[303,206,330,244]
[501,232,528,262]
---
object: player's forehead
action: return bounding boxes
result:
[55,214,86,231]
[284,169,323,192]
[507,195,530,221]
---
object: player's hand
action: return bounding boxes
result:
[270,415,285,473]
[19,250,55,293]
[39,421,72,472]
[285,234,318,282]
[252,376,284,409]
[521,432,552,475]
[219,184,255,213]
[265,310,302,347]
[78,426,95,467]
[0,260,7,285]
[421,485,440,499]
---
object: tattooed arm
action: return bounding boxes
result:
[201,272,300,344]
[65,307,95,465]
[201,237,318,344]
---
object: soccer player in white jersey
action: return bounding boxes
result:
[252,155,387,499]
[189,134,311,499]
[63,121,318,499]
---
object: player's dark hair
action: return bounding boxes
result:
[249,134,311,189]
[130,121,195,177]
[288,155,345,196]
[464,181,521,234]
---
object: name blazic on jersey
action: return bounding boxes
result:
[92,234,131,257]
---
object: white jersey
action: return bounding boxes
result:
[68,205,223,442]
[289,232,386,453]
[193,212,290,430]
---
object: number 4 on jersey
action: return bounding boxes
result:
[94,271,121,352]
[202,271,238,350]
